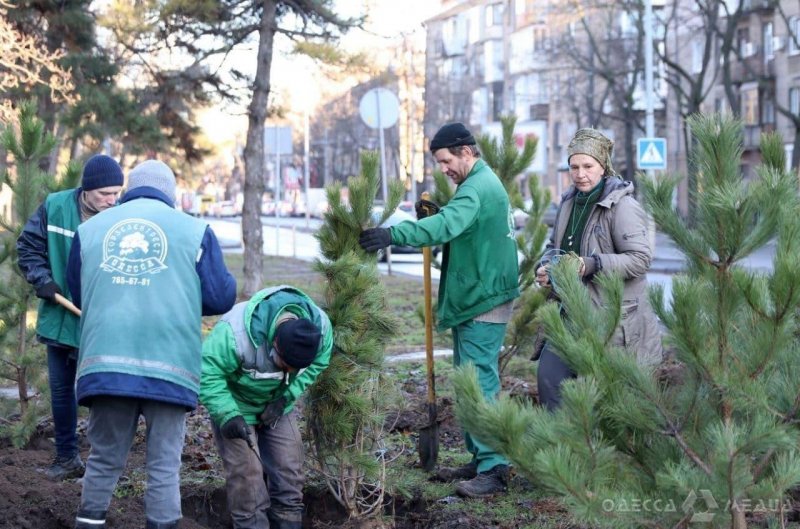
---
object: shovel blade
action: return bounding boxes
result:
[418,401,439,471]
[418,421,439,472]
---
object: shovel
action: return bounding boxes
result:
[55,292,81,317]
[417,192,439,471]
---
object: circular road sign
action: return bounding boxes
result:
[359,88,400,130]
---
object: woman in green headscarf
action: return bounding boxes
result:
[534,128,663,411]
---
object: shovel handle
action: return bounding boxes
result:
[55,293,81,317]
[421,192,436,407]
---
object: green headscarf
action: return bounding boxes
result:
[567,128,616,176]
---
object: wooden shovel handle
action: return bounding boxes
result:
[55,293,81,317]
[421,192,436,407]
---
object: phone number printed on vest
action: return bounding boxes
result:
[101,219,169,277]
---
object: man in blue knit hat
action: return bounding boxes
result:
[17,154,124,481]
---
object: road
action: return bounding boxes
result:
[206,215,671,300]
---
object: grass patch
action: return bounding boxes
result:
[219,253,452,353]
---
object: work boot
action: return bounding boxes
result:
[455,465,509,498]
[75,509,106,529]
[432,461,477,482]
[44,453,85,481]
[145,520,180,528]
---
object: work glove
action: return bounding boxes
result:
[359,227,392,253]
[220,415,250,441]
[36,281,62,302]
[259,397,288,429]
[414,199,440,220]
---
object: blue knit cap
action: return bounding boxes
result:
[82,154,124,191]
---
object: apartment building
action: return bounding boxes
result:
[424,0,799,212]
[424,0,666,201]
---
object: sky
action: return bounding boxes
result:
[198,0,442,148]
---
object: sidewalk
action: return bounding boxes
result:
[650,231,776,274]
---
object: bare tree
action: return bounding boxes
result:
[555,0,660,183]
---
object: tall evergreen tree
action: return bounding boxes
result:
[452,114,800,528]
[306,151,404,518]
[0,101,79,446]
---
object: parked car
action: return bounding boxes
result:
[512,201,558,229]
[372,206,440,261]
[211,200,239,218]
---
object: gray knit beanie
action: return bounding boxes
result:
[127,160,176,202]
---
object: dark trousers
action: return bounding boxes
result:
[536,344,576,411]
[46,343,78,459]
[212,410,304,529]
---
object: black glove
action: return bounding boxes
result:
[259,397,288,429]
[415,199,440,220]
[359,228,392,253]
[36,281,62,302]
[220,415,250,441]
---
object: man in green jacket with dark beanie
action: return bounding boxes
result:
[200,285,333,529]
[359,122,520,497]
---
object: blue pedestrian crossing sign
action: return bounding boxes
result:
[637,137,667,170]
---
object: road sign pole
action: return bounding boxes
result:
[275,129,281,255]
[376,89,388,203]
[304,111,310,229]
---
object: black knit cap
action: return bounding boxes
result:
[82,154,124,191]
[429,122,476,152]
[275,318,321,369]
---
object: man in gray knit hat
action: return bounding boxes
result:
[66,159,237,529]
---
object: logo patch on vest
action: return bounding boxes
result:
[101,219,168,277]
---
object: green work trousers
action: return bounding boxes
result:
[451,319,509,473]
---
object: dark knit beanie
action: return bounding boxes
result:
[429,122,476,152]
[127,160,177,202]
[275,318,321,370]
[81,154,124,191]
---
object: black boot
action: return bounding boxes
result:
[145,520,180,529]
[432,461,478,482]
[267,509,303,529]
[45,453,85,481]
[455,464,509,498]
[75,509,106,529]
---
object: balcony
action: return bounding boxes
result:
[730,51,775,83]
[742,123,776,149]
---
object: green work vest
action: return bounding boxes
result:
[76,198,206,394]
[37,189,81,347]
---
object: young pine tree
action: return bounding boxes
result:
[306,151,404,518]
[453,114,800,529]
[0,101,79,445]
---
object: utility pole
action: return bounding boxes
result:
[644,0,657,249]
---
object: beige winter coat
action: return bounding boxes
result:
[550,177,663,366]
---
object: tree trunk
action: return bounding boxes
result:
[16,310,28,413]
[241,0,277,297]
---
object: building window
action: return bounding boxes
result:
[790,87,800,116]
[737,27,750,57]
[486,3,503,27]
[790,17,800,55]
[762,97,774,124]
[484,39,504,82]
[762,22,774,63]
[491,81,504,122]
[691,39,704,74]
[741,86,759,125]
[533,26,548,52]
